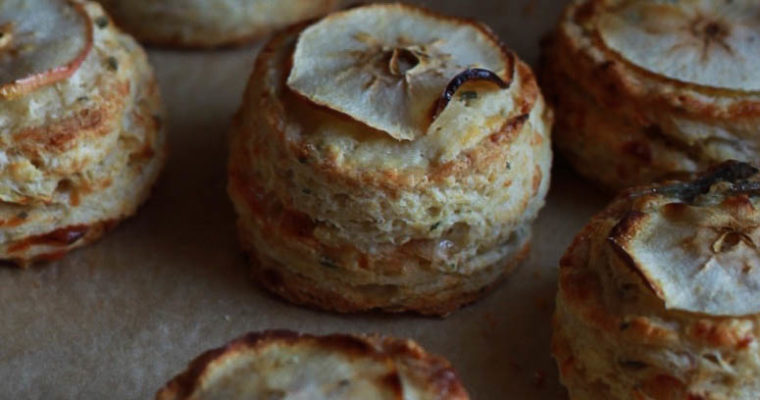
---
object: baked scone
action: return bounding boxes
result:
[554,161,760,399]
[97,0,339,48]
[0,0,165,265]
[228,3,552,315]
[156,331,470,400]
[542,0,760,191]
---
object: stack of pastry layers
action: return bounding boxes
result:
[228,4,553,315]
[543,0,760,191]
[555,162,760,399]
[0,0,165,264]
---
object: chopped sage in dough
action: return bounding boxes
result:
[95,16,108,28]
[106,56,118,71]
[319,257,339,269]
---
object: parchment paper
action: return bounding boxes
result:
[0,1,610,398]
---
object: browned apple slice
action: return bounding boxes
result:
[0,0,93,99]
[609,162,760,316]
[287,3,513,141]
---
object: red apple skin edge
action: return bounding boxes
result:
[0,1,94,100]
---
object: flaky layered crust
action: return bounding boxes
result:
[542,0,760,191]
[97,0,339,48]
[0,1,166,265]
[553,162,760,400]
[228,6,552,315]
[156,331,469,400]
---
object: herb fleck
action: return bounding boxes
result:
[17,211,28,220]
[95,16,109,28]
[430,221,441,231]
[506,161,511,170]
[433,68,509,119]
[298,156,308,164]
[459,90,478,106]
[106,56,119,71]
[618,360,648,370]
[319,257,339,269]
[76,96,89,102]
[302,188,312,195]
[459,91,478,100]
[152,115,163,129]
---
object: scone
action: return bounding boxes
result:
[542,0,760,191]
[554,161,760,399]
[156,331,469,400]
[0,0,166,265]
[228,3,552,315]
[97,0,339,48]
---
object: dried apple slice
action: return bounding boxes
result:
[610,195,760,316]
[0,0,93,99]
[287,3,513,141]
[597,0,760,91]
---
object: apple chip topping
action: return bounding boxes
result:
[596,0,760,91]
[287,3,513,141]
[0,0,93,99]
[610,162,760,316]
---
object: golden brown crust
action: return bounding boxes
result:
[156,331,470,400]
[246,240,529,316]
[2,221,113,266]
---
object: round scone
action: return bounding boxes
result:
[156,331,470,400]
[228,3,552,315]
[542,0,760,191]
[96,0,339,48]
[554,161,760,399]
[0,0,166,265]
